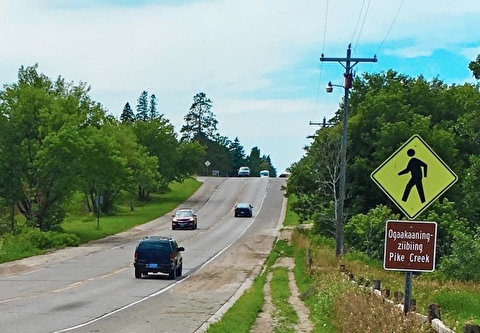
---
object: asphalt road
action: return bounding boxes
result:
[0,176,287,333]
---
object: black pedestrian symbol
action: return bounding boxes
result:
[398,149,427,203]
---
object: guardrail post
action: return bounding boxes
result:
[428,303,441,323]
[464,323,480,333]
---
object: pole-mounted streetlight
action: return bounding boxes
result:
[321,45,377,257]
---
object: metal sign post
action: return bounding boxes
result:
[384,220,437,314]
[404,271,413,315]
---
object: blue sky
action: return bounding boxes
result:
[1,0,479,174]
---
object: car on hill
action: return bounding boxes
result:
[234,202,253,217]
[237,166,250,177]
[172,208,197,230]
[133,236,184,279]
[259,170,269,178]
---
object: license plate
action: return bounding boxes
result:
[148,263,157,268]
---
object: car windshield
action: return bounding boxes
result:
[176,210,193,217]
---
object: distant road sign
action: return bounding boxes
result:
[384,220,437,272]
[371,135,457,219]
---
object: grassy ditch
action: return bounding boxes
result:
[207,238,297,333]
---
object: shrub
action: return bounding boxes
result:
[438,228,480,282]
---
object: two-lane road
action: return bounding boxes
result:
[0,177,287,333]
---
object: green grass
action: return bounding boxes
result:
[271,267,298,333]
[207,238,295,333]
[61,178,202,243]
[207,272,266,333]
[0,178,202,261]
[283,194,301,226]
[433,290,480,326]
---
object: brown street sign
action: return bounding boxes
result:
[384,220,437,272]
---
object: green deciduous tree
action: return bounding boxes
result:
[132,117,181,195]
[287,69,480,268]
[0,64,105,230]
[468,54,480,80]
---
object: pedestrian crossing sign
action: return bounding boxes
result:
[371,135,458,220]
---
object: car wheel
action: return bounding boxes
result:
[172,226,175,230]
[169,266,177,280]
[176,263,182,277]
[135,269,141,279]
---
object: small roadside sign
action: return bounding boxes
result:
[371,135,457,220]
[384,220,437,272]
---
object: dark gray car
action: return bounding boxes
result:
[133,236,184,279]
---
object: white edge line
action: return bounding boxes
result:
[54,179,271,333]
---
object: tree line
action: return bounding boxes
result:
[0,64,275,233]
[285,56,480,281]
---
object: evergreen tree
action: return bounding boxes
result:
[180,92,217,143]
[135,91,149,121]
[248,147,262,177]
[149,94,159,120]
[229,137,246,175]
[120,102,135,123]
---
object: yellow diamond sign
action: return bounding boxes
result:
[371,135,457,220]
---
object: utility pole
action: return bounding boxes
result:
[320,44,377,257]
[309,117,332,128]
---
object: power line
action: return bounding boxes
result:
[353,0,372,51]
[312,0,330,130]
[350,0,368,46]
[375,0,405,55]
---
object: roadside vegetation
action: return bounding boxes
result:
[0,178,201,263]
[0,64,276,254]
[207,195,480,332]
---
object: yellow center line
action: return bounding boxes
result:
[1,266,130,303]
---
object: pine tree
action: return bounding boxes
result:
[230,137,246,173]
[149,94,159,120]
[180,92,217,143]
[135,91,149,121]
[120,102,135,123]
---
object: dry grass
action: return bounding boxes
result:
[333,290,430,332]
[290,230,480,332]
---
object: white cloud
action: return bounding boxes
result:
[1,0,480,173]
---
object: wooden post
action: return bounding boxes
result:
[464,323,480,333]
[383,289,390,298]
[428,303,441,323]
[410,298,416,312]
[394,291,403,303]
